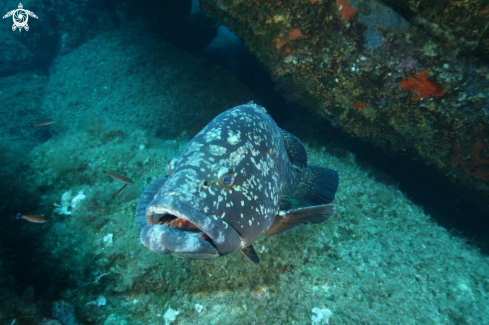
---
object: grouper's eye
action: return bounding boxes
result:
[166,158,178,176]
[220,173,235,188]
[217,166,235,188]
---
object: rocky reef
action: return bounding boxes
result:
[1,1,489,324]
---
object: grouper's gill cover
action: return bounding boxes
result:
[136,102,339,265]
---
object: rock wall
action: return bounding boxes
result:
[201,0,489,213]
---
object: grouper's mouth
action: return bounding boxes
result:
[140,196,242,260]
[148,209,212,244]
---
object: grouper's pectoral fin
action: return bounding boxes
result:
[267,204,335,235]
[240,244,260,265]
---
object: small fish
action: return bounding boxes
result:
[114,184,128,198]
[104,171,133,184]
[136,102,339,265]
[32,119,55,127]
[16,213,48,223]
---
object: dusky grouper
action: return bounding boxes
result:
[136,102,339,265]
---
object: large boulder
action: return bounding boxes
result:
[201,0,489,213]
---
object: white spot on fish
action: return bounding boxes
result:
[204,128,221,143]
[227,130,241,145]
[216,231,225,244]
[229,146,247,165]
[186,141,203,153]
[209,145,227,156]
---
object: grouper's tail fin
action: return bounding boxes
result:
[294,166,339,205]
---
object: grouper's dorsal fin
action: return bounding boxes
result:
[267,204,335,235]
[135,178,167,228]
[280,129,308,170]
[240,245,260,265]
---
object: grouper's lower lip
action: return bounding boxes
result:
[140,196,242,258]
[140,224,219,259]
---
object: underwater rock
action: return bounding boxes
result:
[41,29,253,139]
[1,0,118,75]
[52,300,76,325]
[103,314,128,325]
[0,31,35,76]
[16,286,37,315]
[378,0,489,62]
[201,0,489,214]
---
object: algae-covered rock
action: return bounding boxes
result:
[104,314,128,325]
[201,0,489,214]
[0,0,117,75]
[378,0,489,61]
[0,31,36,76]
[41,29,253,139]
